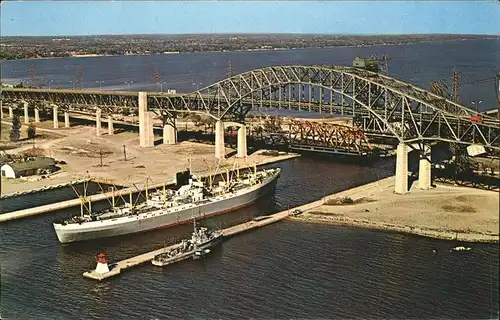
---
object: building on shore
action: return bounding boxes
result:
[1,157,57,179]
[352,56,379,72]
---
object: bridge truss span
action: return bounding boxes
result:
[174,65,500,149]
[2,65,500,149]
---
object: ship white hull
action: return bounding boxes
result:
[54,172,279,243]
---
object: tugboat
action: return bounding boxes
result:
[151,220,223,267]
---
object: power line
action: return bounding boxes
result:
[460,76,496,86]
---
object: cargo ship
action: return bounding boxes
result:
[53,166,281,243]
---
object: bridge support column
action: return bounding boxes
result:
[9,106,13,118]
[96,108,102,136]
[24,103,29,124]
[34,108,40,123]
[418,144,432,190]
[394,143,408,195]
[64,112,70,128]
[215,120,225,159]
[139,92,154,148]
[108,115,114,135]
[52,106,59,129]
[163,123,177,145]
[237,125,247,158]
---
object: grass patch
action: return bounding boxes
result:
[307,211,345,216]
[1,177,28,184]
[20,147,46,157]
[325,196,376,206]
[442,204,476,213]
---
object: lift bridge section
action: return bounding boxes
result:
[287,120,372,155]
[254,119,373,156]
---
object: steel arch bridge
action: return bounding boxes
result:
[2,65,500,150]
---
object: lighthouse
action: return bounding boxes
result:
[95,253,110,274]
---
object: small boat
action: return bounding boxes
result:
[193,249,211,260]
[451,246,472,252]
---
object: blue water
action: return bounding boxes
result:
[1,40,499,319]
[2,39,499,112]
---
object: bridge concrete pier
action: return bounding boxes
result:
[163,123,177,145]
[9,107,13,118]
[108,115,114,135]
[418,144,432,190]
[23,103,29,124]
[52,106,59,129]
[64,112,70,128]
[96,108,102,136]
[394,143,408,195]
[237,125,247,158]
[34,108,40,123]
[215,120,225,159]
[139,92,154,148]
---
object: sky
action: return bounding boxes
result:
[1,1,499,37]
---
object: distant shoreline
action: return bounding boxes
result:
[2,37,495,63]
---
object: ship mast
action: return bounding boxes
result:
[111,186,115,210]
[162,183,166,207]
[129,190,133,210]
[188,154,192,173]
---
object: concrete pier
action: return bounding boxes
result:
[52,106,59,129]
[64,112,70,128]
[24,103,29,124]
[34,108,40,123]
[108,115,114,135]
[9,106,13,118]
[237,125,247,158]
[394,143,408,194]
[418,144,432,190]
[215,120,225,159]
[163,123,177,145]
[139,92,154,148]
[96,108,102,136]
[83,208,291,281]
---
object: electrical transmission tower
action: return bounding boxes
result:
[452,67,460,104]
[74,65,84,90]
[381,54,389,75]
[497,70,500,120]
[29,64,36,87]
[227,60,232,78]
[150,68,160,85]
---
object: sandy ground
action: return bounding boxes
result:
[292,177,499,243]
[1,120,298,195]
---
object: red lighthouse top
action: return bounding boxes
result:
[96,253,107,264]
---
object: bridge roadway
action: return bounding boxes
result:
[2,65,500,194]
